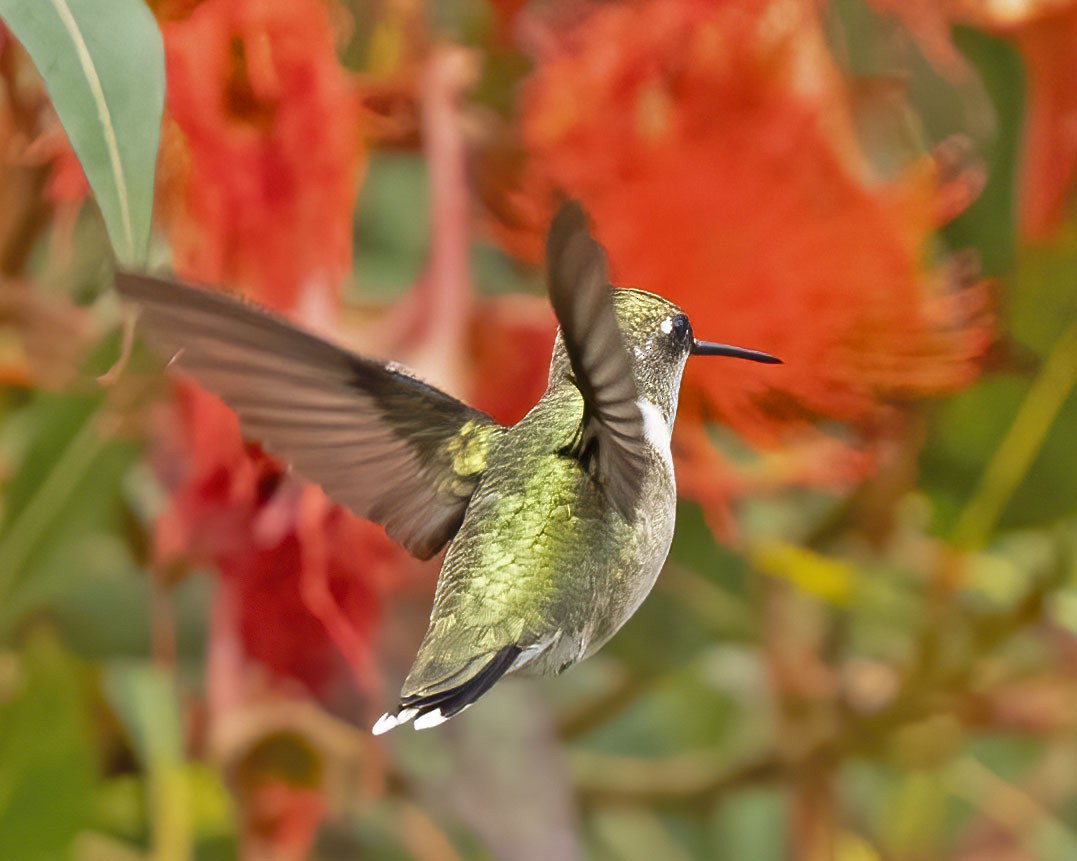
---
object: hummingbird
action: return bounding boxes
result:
[114,202,779,733]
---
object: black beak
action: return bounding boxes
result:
[691,339,782,364]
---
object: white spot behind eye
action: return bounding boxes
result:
[659,317,673,335]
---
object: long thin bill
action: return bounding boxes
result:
[691,340,782,364]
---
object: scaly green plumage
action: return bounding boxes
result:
[401,290,682,704]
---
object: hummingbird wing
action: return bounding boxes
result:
[114,271,503,560]
[546,202,649,521]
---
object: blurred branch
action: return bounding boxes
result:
[952,316,1077,549]
[397,801,464,861]
[570,572,1066,812]
[0,163,49,277]
[801,410,926,552]
[948,755,1077,855]
[556,671,665,741]
[571,748,787,810]
[592,809,700,861]
[663,563,756,640]
[791,762,839,861]
[380,46,477,392]
[968,549,1062,655]
[896,536,1065,726]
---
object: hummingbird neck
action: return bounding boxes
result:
[546,332,683,429]
[633,368,682,429]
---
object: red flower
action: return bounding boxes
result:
[154,383,425,700]
[150,0,401,716]
[467,293,556,424]
[522,0,991,441]
[507,0,996,535]
[42,136,90,204]
[158,0,363,311]
[1012,5,1077,239]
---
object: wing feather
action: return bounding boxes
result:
[545,203,649,520]
[115,271,502,559]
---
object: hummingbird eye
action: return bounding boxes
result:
[670,314,692,348]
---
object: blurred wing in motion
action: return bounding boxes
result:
[546,202,648,521]
[115,271,504,559]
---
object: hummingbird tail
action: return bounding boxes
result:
[371,644,522,734]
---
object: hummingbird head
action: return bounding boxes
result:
[550,288,780,427]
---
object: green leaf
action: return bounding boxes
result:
[879,770,949,854]
[592,810,697,861]
[0,0,164,264]
[0,632,99,859]
[944,29,1025,276]
[710,787,786,859]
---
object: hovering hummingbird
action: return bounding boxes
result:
[115,202,779,733]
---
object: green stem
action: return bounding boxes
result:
[951,316,1077,550]
[105,665,191,861]
[0,407,103,629]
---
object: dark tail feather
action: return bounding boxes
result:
[372,644,521,734]
[403,644,522,719]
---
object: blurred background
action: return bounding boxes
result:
[1,0,1077,858]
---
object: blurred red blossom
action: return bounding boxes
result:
[150,0,399,709]
[236,777,326,861]
[147,4,386,852]
[523,0,991,439]
[151,379,426,856]
[494,0,996,535]
[1011,5,1077,238]
[157,0,363,312]
[869,0,1077,240]
[153,384,423,702]
[39,134,89,204]
[489,0,996,535]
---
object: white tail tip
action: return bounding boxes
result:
[412,708,449,730]
[371,707,418,735]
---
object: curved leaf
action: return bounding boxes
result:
[0,0,164,264]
